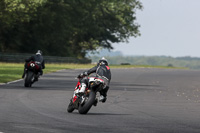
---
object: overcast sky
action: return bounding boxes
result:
[112,0,200,57]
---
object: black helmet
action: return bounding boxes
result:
[99,57,108,65]
[36,50,42,55]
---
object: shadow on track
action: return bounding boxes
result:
[69,112,132,116]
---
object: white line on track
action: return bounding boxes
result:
[7,79,23,84]
[0,79,23,85]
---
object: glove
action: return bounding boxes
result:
[77,73,84,78]
[77,72,88,78]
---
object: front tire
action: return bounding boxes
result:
[78,91,96,114]
[67,99,75,113]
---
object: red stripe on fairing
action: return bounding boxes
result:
[75,81,81,90]
[106,66,110,70]
[97,78,104,82]
[73,96,77,103]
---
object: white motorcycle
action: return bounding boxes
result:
[67,76,106,114]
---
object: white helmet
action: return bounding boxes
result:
[99,57,108,65]
[36,50,42,55]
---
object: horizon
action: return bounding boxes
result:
[87,49,200,58]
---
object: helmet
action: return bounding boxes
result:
[36,50,42,55]
[99,57,108,65]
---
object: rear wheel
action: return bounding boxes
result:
[78,91,96,114]
[24,71,34,87]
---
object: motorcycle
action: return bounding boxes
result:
[67,76,106,114]
[24,61,40,87]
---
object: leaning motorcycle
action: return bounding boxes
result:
[67,76,106,114]
[24,61,40,87]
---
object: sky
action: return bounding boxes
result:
[112,0,200,57]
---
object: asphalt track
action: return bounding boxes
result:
[0,68,200,133]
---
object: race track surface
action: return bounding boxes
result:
[0,68,200,133]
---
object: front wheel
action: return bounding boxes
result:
[78,91,96,114]
[67,99,75,113]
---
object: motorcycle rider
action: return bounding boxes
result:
[22,50,45,81]
[74,57,111,103]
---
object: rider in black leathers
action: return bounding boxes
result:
[22,50,45,80]
[76,57,111,103]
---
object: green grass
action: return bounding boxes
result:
[0,63,24,83]
[0,63,96,83]
[0,62,186,83]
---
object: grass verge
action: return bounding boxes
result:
[0,63,97,83]
[0,62,186,83]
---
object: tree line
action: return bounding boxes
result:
[89,55,200,69]
[0,0,142,58]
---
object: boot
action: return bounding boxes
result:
[93,98,98,106]
[99,95,107,103]
[22,69,27,78]
[22,73,25,78]
[99,86,109,103]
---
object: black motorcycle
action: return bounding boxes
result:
[24,61,40,87]
[67,76,106,114]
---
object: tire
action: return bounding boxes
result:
[24,71,34,87]
[78,91,96,114]
[67,99,75,113]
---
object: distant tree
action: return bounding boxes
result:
[0,0,142,58]
[67,0,143,57]
[0,0,46,52]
